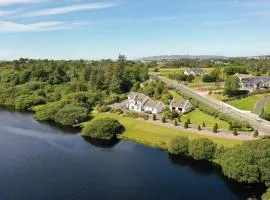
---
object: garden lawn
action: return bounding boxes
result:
[168,90,183,100]
[92,113,242,149]
[228,94,269,111]
[182,109,229,129]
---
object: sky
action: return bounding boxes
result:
[0,0,270,60]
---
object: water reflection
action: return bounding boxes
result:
[83,137,120,148]
[168,154,266,200]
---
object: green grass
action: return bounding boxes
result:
[182,109,229,129]
[228,94,269,111]
[264,103,270,114]
[168,90,183,100]
[92,113,243,149]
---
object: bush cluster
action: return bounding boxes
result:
[168,137,217,161]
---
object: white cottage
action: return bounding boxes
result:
[169,99,193,114]
[184,68,205,76]
[235,73,270,92]
[126,92,165,114]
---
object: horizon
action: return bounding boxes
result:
[0,0,270,60]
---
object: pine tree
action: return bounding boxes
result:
[153,114,156,121]
[198,125,202,131]
[187,118,191,125]
[233,129,238,136]
[202,122,206,127]
[213,123,218,133]
[174,120,178,126]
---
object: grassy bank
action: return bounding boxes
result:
[92,113,243,149]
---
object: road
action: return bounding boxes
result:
[253,96,270,115]
[153,74,270,134]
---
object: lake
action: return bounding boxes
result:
[0,108,265,200]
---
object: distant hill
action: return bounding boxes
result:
[137,55,229,61]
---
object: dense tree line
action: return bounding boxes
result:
[0,57,149,126]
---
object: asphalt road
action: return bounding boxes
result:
[153,74,270,134]
[253,96,270,115]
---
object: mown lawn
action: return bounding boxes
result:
[228,94,269,111]
[92,113,243,149]
[168,90,183,100]
[182,109,229,129]
[264,103,270,114]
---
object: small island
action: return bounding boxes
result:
[81,118,125,140]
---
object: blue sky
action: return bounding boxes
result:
[0,0,270,60]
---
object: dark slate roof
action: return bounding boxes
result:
[170,99,187,108]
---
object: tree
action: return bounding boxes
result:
[153,114,157,121]
[168,136,189,156]
[202,74,217,83]
[187,118,191,124]
[223,76,241,96]
[174,119,178,126]
[188,138,217,160]
[178,116,181,122]
[229,123,233,131]
[81,118,125,140]
[213,123,218,133]
[254,130,259,137]
[220,139,270,185]
[198,125,202,131]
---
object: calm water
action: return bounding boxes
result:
[0,109,265,200]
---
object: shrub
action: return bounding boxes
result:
[162,116,166,123]
[233,129,238,136]
[213,123,218,133]
[82,118,125,140]
[153,114,157,121]
[187,118,191,124]
[198,125,201,131]
[168,136,189,156]
[184,121,189,129]
[254,130,259,137]
[202,122,206,127]
[188,138,217,160]
[178,116,181,122]
[174,120,178,126]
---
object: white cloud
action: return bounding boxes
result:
[0,20,87,32]
[0,0,48,6]
[23,2,120,17]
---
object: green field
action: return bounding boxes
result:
[228,94,269,111]
[182,109,229,129]
[92,113,243,149]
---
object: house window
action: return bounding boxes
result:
[131,106,134,109]
[172,107,176,110]
[178,108,182,111]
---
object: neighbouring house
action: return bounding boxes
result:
[235,73,270,92]
[184,68,205,76]
[126,92,165,114]
[169,99,194,114]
